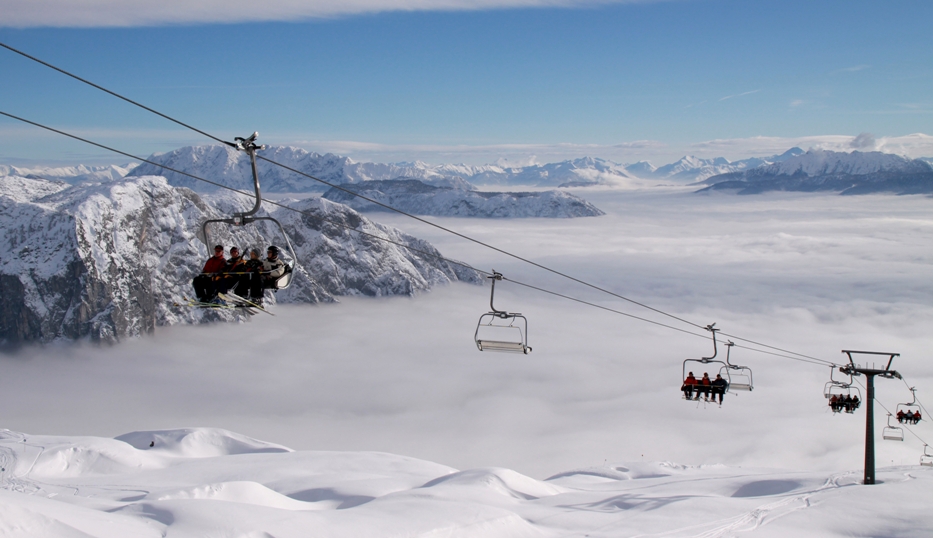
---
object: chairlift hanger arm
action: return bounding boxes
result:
[231,132,266,220]
[702,324,719,361]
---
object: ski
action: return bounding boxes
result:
[218,293,275,316]
[177,296,252,314]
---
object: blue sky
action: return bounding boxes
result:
[1,0,931,166]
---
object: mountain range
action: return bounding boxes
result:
[10,145,932,195]
[321,179,605,218]
[698,149,933,195]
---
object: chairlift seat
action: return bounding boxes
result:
[729,382,753,391]
[922,457,933,467]
[477,339,531,354]
[882,427,904,441]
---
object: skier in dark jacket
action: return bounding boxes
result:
[221,247,247,297]
[243,248,265,304]
[711,374,728,405]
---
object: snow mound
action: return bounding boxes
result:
[546,461,684,481]
[27,437,156,478]
[149,481,312,510]
[421,468,565,500]
[116,428,292,458]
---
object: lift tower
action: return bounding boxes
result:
[839,350,900,485]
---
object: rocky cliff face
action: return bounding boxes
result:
[0,175,481,346]
[322,179,605,218]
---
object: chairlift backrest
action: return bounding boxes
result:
[883,414,904,441]
[722,341,753,391]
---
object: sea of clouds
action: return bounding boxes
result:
[2,187,931,478]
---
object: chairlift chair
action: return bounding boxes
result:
[722,340,753,391]
[882,413,904,441]
[823,367,862,414]
[682,324,728,399]
[895,387,923,424]
[474,272,531,354]
[200,132,300,291]
[921,445,933,467]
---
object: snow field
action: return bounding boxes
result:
[1,428,931,537]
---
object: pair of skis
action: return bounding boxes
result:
[176,294,273,316]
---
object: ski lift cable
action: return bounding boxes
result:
[0,41,883,370]
[0,40,706,333]
[716,331,836,367]
[0,42,233,150]
[0,108,846,371]
[0,41,845,368]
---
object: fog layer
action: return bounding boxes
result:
[3,188,931,478]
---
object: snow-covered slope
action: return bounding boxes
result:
[0,175,480,345]
[322,179,605,218]
[1,428,930,538]
[699,149,933,194]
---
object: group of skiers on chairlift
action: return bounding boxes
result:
[192,244,286,306]
[682,372,728,405]
[897,409,922,424]
[828,393,860,413]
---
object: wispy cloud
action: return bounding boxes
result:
[830,64,871,75]
[718,89,760,102]
[689,133,933,159]
[1,0,664,28]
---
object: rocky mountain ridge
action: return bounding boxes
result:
[322,179,605,218]
[0,175,480,346]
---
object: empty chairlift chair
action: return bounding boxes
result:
[921,445,933,467]
[474,272,531,354]
[722,340,753,392]
[882,413,905,441]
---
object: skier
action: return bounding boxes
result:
[711,374,728,405]
[243,248,266,305]
[262,245,287,289]
[696,373,712,401]
[192,245,227,302]
[682,372,697,400]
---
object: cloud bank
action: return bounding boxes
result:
[3,190,931,478]
[1,0,655,28]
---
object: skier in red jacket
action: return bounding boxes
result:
[193,245,226,302]
[682,372,698,400]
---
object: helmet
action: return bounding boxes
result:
[267,245,280,256]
